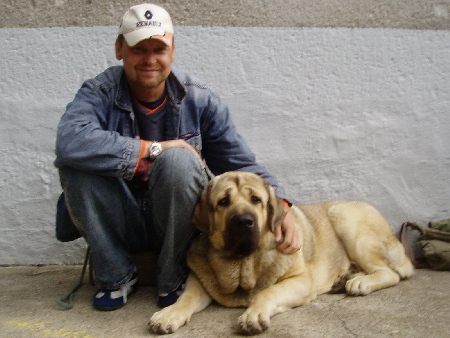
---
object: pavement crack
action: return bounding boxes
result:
[330,296,359,337]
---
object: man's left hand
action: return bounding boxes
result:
[274,209,301,254]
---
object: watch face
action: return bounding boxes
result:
[150,142,162,157]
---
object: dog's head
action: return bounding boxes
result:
[193,172,286,258]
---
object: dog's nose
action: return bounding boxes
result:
[230,214,255,229]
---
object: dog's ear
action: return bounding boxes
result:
[266,181,287,232]
[192,179,215,233]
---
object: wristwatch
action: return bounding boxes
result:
[149,141,163,160]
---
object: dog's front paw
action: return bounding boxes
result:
[238,308,270,335]
[148,306,190,334]
[345,275,373,296]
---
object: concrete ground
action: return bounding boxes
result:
[0,266,448,338]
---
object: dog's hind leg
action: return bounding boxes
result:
[345,254,401,296]
[344,233,414,295]
[385,240,414,279]
[328,201,413,296]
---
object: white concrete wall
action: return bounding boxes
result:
[1,26,449,264]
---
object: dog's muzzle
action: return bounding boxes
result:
[225,213,260,258]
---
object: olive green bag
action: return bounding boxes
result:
[399,219,450,271]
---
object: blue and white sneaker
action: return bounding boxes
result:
[93,272,138,311]
[157,281,185,308]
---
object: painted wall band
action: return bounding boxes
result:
[1,0,449,30]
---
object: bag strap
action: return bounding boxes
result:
[56,246,91,309]
[429,219,450,232]
[398,222,418,267]
[408,222,450,242]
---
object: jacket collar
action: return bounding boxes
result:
[164,69,187,139]
[166,69,187,103]
[115,70,133,113]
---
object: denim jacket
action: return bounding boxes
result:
[54,66,286,241]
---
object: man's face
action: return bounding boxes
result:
[115,37,175,101]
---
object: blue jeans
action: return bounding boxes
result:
[59,148,209,293]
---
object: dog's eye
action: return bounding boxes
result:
[251,195,261,204]
[218,197,230,207]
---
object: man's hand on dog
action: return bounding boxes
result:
[275,209,301,254]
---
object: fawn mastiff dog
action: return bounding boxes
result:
[149,172,414,335]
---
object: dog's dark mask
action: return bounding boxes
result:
[224,212,260,258]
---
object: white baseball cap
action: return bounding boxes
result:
[118,3,174,47]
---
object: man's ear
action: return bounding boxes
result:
[115,40,123,61]
[266,182,287,232]
[192,181,214,234]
